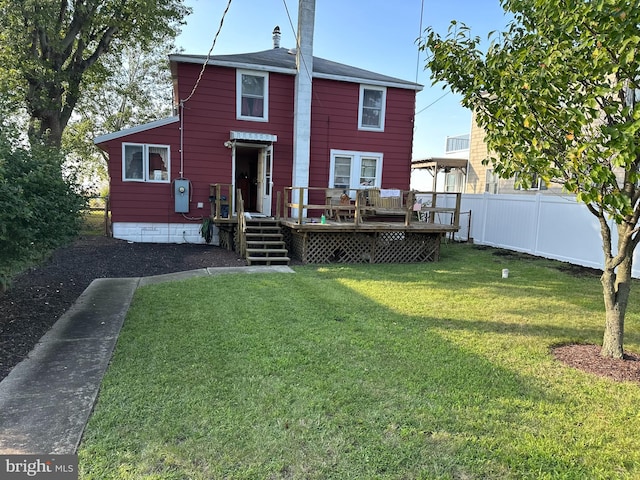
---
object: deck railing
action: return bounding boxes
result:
[236,189,246,256]
[209,183,234,220]
[209,184,461,229]
[282,187,461,227]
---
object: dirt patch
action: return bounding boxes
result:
[474,244,604,278]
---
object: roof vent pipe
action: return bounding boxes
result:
[272,26,281,49]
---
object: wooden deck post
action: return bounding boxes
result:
[297,187,304,224]
[215,184,222,219]
[404,191,414,226]
[354,189,362,225]
[453,193,461,228]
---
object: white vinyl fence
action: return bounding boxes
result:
[440,193,640,278]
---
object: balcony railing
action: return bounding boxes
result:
[445,134,470,153]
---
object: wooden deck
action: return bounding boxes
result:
[210,185,461,264]
[280,217,456,264]
[280,218,458,233]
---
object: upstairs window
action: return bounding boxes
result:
[122,143,170,182]
[237,70,269,121]
[358,85,386,131]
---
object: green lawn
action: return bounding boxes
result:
[78,244,640,479]
[80,209,108,236]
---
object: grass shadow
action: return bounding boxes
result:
[79,267,640,478]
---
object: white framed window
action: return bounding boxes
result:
[358,85,386,131]
[122,143,170,183]
[445,171,463,192]
[237,70,269,122]
[485,169,499,194]
[514,173,548,191]
[329,150,383,194]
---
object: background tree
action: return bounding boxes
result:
[420,0,640,358]
[63,39,176,194]
[0,0,188,147]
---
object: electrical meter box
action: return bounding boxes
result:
[174,179,190,213]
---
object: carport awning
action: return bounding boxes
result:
[230,131,278,143]
[411,157,468,173]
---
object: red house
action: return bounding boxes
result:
[95,28,422,244]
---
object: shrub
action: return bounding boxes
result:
[0,134,85,288]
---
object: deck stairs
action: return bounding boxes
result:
[244,217,290,266]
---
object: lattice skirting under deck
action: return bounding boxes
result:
[286,229,442,264]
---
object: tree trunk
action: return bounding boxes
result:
[31,114,65,148]
[600,252,633,359]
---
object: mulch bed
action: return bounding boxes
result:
[0,236,246,381]
[1,237,638,386]
[552,344,640,384]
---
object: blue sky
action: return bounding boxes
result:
[175,0,510,160]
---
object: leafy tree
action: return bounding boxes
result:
[0,0,189,147]
[63,39,176,194]
[420,0,640,358]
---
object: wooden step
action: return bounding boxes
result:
[246,241,287,249]
[246,256,291,266]
[242,218,290,265]
[244,225,280,233]
[245,233,283,240]
[246,248,289,255]
[246,240,286,247]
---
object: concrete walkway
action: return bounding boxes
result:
[0,265,294,454]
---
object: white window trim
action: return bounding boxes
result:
[444,171,463,192]
[358,84,386,132]
[236,69,269,122]
[485,169,499,194]
[122,143,171,183]
[329,149,384,192]
[514,173,547,191]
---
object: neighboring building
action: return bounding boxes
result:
[411,133,469,192]
[95,26,422,243]
[465,112,564,194]
[415,113,567,194]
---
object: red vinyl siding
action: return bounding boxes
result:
[104,123,180,224]
[309,78,415,193]
[100,60,416,226]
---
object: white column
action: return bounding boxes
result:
[292,0,315,214]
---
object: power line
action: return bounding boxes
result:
[179,0,233,178]
[415,0,425,85]
[181,0,233,104]
[282,0,313,83]
[415,91,450,115]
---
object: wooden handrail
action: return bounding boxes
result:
[209,183,234,219]
[236,189,246,256]
[281,187,461,228]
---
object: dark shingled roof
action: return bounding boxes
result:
[170,47,422,90]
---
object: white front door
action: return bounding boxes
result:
[256,145,273,216]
